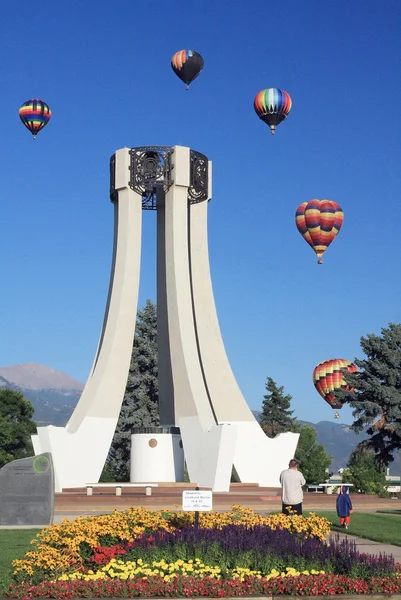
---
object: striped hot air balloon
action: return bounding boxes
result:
[254,88,292,135]
[295,199,344,264]
[171,50,204,89]
[313,358,358,418]
[19,99,51,138]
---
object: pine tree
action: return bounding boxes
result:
[336,322,401,467]
[260,377,297,438]
[106,300,160,480]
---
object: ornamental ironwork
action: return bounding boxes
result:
[129,146,174,210]
[188,149,208,203]
[109,153,116,203]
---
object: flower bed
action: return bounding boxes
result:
[7,573,401,599]
[5,506,400,599]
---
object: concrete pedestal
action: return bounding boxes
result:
[130,427,184,482]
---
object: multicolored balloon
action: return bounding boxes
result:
[171,50,204,89]
[313,358,358,417]
[254,88,292,135]
[19,99,51,139]
[295,199,344,264]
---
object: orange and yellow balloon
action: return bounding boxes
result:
[313,358,358,418]
[295,199,344,264]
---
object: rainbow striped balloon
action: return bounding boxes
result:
[295,199,344,264]
[313,358,358,411]
[19,99,51,138]
[254,88,292,135]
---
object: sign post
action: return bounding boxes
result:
[182,487,213,529]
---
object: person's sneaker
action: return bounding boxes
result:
[345,523,348,530]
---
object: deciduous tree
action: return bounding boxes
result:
[0,388,37,468]
[294,424,332,485]
[342,446,387,495]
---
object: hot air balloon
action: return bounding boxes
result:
[295,199,343,264]
[313,358,358,418]
[19,99,51,139]
[254,88,292,135]
[171,50,204,89]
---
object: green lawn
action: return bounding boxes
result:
[312,510,401,546]
[0,529,40,593]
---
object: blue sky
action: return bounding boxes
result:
[0,0,399,424]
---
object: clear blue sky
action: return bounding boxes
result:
[0,0,399,424]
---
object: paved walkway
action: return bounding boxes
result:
[330,530,401,563]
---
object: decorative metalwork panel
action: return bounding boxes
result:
[109,153,117,203]
[129,146,173,210]
[188,149,209,203]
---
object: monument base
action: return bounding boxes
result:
[32,417,117,492]
[130,427,185,482]
[179,417,299,492]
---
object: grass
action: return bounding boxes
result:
[0,529,40,593]
[313,510,401,546]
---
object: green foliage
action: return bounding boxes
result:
[0,389,37,468]
[259,377,297,437]
[121,540,326,576]
[342,446,387,495]
[99,462,117,482]
[106,300,160,481]
[295,425,332,485]
[336,322,401,466]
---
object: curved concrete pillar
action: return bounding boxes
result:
[189,195,254,424]
[34,149,143,490]
[163,147,215,430]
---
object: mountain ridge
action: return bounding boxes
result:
[0,362,83,392]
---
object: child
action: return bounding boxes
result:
[336,485,353,529]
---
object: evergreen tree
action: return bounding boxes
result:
[0,389,37,467]
[106,300,160,481]
[336,322,401,466]
[342,445,387,495]
[260,377,297,437]
[294,424,332,485]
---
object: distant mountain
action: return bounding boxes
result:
[0,363,83,427]
[0,363,83,393]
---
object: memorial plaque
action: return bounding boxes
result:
[0,453,54,526]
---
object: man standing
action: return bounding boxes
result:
[280,459,306,515]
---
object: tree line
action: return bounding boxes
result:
[1,301,400,495]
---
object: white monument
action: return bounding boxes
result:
[32,146,299,492]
